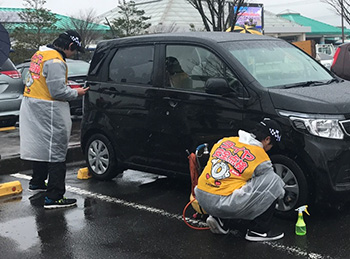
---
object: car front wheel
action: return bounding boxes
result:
[271,155,309,217]
[85,133,123,180]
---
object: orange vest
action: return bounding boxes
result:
[24,49,67,101]
[197,137,270,196]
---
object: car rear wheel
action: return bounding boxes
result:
[85,133,123,180]
[271,155,309,217]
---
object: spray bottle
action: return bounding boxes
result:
[295,205,310,236]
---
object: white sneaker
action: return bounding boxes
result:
[245,229,284,242]
[206,215,229,234]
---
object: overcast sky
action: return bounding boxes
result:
[0,0,344,27]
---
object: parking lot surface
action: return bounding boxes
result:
[1,164,350,258]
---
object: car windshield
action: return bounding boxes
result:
[221,40,333,88]
[67,61,89,77]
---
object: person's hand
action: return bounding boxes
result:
[76,87,89,96]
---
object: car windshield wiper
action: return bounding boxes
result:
[326,78,339,84]
[283,80,329,88]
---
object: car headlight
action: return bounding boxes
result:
[290,117,344,139]
[277,110,345,139]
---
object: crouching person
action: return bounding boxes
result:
[194,118,285,241]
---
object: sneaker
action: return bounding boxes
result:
[28,184,47,192]
[245,229,284,242]
[206,215,230,234]
[44,197,77,209]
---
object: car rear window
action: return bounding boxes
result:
[67,61,90,77]
[108,45,154,85]
[0,59,16,71]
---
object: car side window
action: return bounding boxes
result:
[109,45,154,85]
[165,45,241,93]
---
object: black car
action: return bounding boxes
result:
[81,32,350,216]
[16,59,89,116]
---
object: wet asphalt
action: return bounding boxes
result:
[1,119,350,258]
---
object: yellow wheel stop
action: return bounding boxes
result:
[0,126,16,132]
[77,167,92,179]
[0,181,23,197]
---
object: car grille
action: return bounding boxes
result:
[340,119,350,136]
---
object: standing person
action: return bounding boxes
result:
[20,30,89,209]
[194,118,286,241]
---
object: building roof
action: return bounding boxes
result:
[0,7,110,33]
[279,12,350,37]
[264,10,310,34]
[98,0,311,35]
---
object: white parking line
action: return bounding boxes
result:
[11,173,330,259]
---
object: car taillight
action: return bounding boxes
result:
[0,70,21,79]
[67,80,81,89]
[331,48,341,68]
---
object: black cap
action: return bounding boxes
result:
[259,118,282,146]
[59,30,85,53]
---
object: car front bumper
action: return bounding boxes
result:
[302,135,350,201]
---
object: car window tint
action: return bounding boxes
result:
[109,45,154,85]
[166,45,240,93]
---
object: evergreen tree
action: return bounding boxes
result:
[110,0,151,37]
[10,0,58,63]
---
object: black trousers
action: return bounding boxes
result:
[248,200,278,233]
[223,200,278,233]
[30,161,66,201]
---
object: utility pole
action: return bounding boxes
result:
[341,0,345,43]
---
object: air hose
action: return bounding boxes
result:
[182,198,210,230]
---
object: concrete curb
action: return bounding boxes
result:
[0,144,84,175]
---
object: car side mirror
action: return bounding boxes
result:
[204,78,232,95]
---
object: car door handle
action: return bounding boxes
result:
[162,97,180,108]
[101,87,120,95]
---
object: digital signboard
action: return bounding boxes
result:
[232,3,264,31]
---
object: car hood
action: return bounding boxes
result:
[268,81,350,114]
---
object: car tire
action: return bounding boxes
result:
[270,154,309,218]
[85,133,123,180]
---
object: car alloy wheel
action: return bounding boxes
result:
[271,155,309,217]
[88,139,110,175]
[273,163,299,211]
[85,133,121,180]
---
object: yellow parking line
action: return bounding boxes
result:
[0,126,16,132]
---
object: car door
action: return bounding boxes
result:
[98,44,157,166]
[146,44,249,174]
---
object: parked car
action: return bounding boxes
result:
[16,59,90,116]
[81,32,350,216]
[331,42,350,80]
[316,52,333,70]
[0,58,23,127]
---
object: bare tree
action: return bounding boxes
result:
[65,9,105,48]
[187,0,248,31]
[322,0,350,25]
